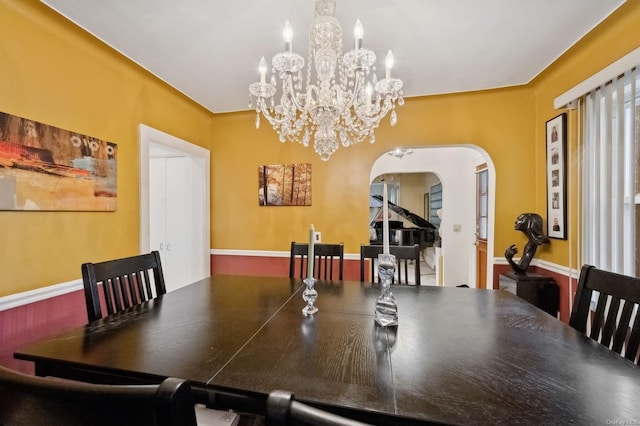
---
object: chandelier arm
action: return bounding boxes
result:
[257,98,296,126]
[340,118,373,140]
[286,78,314,115]
[305,85,321,111]
[353,98,394,123]
[340,70,399,125]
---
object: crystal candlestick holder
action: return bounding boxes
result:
[302,277,318,316]
[374,253,398,326]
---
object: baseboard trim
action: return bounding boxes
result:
[0,279,83,312]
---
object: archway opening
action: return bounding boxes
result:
[369,145,495,287]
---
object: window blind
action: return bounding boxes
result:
[582,67,638,275]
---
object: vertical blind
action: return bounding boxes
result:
[582,67,638,275]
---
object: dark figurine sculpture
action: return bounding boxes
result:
[505,213,550,274]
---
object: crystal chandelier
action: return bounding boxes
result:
[249,0,404,161]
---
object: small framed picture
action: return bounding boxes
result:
[546,113,567,239]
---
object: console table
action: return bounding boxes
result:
[499,270,559,316]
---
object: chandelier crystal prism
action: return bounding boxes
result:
[248,0,404,161]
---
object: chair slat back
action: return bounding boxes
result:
[569,265,640,363]
[0,366,196,426]
[391,244,421,285]
[360,244,382,283]
[289,242,344,280]
[82,251,166,322]
[360,244,421,285]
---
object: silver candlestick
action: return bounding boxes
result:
[374,253,398,326]
[302,277,318,315]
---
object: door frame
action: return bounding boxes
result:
[475,164,489,289]
[139,124,210,282]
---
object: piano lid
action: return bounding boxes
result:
[372,195,436,229]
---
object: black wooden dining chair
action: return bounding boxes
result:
[81,251,166,322]
[266,390,371,425]
[360,244,421,285]
[569,264,640,363]
[0,365,197,426]
[289,241,344,280]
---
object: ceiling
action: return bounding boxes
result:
[41,0,625,114]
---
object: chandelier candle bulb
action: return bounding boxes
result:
[308,224,315,279]
[383,182,390,255]
[354,19,363,50]
[259,57,267,84]
[385,51,394,80]
[283,21,293,53]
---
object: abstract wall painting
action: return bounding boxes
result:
[258,163,311,206]
[0,111,117,211]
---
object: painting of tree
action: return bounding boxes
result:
[258,163,311,206]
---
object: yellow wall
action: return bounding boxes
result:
[394,173,429,223]
[211,86,536,255]
[0,1,211,295]
[2,0,640,296]
[531,0,640,268]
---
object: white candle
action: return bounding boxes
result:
[283,21,293,53]
[308,224,315,278]
[258,57,267,84]
[385,50,394,80]
[354,19,363,50]
[382,182,390,254]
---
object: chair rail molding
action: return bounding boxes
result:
[0,279,82,312]
[494,257,575,278]
[211,248,361,261]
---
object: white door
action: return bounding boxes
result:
[164,157,193,289]
[150,157,197,291]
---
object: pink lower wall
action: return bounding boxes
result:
[211,254,576,323]
[0,290,87,374]
[1,254,573,375]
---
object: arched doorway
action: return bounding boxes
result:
[370,145,495,287]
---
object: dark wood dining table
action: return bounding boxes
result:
[14,275,640,425]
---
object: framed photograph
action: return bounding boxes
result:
[546,113,567,239]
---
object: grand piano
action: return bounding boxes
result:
[370,195,438,251]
